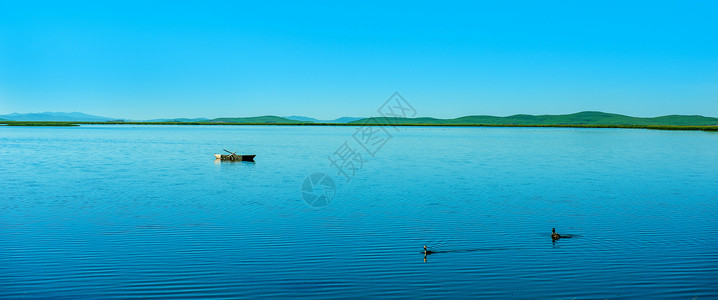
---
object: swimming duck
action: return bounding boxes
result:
[423,245,434,255]
[551,228,561,240]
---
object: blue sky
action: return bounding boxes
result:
[1,1,716,119]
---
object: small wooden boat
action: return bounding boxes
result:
[214,154,255,161]
[215,149,255,161]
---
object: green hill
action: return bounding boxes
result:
[350,111,718,126]
[4,112,717,130]
[209,116,308,124]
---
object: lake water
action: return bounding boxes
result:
[1,125,717,299]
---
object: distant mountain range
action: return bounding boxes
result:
[0,112,361,124]
[144,118,211,122]
[210,116,307,124]
[284,116,363,123]
[2,111,718,126]
[0,112,118,122]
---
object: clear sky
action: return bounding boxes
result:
[1,1,716,120]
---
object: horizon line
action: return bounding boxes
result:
[2,110,718,120]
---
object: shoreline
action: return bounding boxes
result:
[2,121,717,131]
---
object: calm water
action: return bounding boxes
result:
[1,125,717,299]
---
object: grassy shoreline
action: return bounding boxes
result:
[2,121,717,131]
[1,121,80,127]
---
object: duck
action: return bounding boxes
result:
[423,245,434,255]
[551,228,562,240]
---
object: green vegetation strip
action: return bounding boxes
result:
[1,121,80,126]
[2,121,716,131]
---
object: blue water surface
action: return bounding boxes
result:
[1,125,717,299]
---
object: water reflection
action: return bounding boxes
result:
[214,159,256,166]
